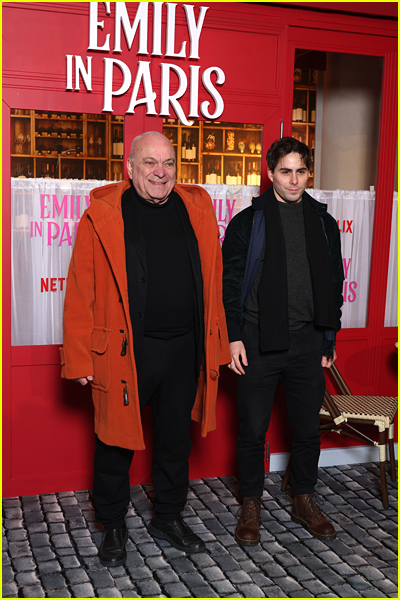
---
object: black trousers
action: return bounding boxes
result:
[93,329,198,529]
[237,320,326,497]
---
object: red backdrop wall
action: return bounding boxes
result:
[3,2,397,497]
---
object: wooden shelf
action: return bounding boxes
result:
[10,110,124,180]
[163,119,263,184]
[292,69,316,177]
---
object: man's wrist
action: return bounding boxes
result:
[321,339,335,358]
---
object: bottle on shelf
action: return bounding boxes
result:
[216,161,221,185]
[191,135,197,162]
[225,164,231,185]
[210,161,218,184]
[293,93,303,122]
[246,161,259,186]
[226,164,237,185]
[205,161,211,183]
[301,97,307,123]
[236,163,242,185]
[88,135,94,157]
[205,160,218,185]
[185,134,192,161]
[117,131,124,159]
[181,133,187,161]
[13,162,21,177]
[246,161,252,185]
[112,129,119,158]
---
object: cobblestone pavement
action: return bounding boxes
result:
[3,463,398,598]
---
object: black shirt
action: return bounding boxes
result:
[128,188,196,339]
[278,200,314,330]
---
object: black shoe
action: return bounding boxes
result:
[148,516,205,553]
[98,526,128,567]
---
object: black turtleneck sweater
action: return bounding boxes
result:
[130,189,195,339]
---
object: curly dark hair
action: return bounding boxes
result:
[266,137,311,172]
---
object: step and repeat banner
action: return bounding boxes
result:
[10,178,397,346]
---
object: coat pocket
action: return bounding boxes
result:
[91,327,112,392]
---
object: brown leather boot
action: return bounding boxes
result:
[291,493,336,540]
[235,496,261,546]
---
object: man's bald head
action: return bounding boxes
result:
[127,131,177,204]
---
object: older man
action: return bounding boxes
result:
[61,131,230,566]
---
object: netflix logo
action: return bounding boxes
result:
[41,278,66,292]
[337,219,353,233]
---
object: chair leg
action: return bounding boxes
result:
[281,455,291,491]
[378,430,389,509]
[388,423,396,482]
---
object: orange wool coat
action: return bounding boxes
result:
[60,179,231,451]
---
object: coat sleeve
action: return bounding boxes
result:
[321,214,344,356]
[214,225,232,366]
[197,187,231,366]
[326,214,344,331]
[60,213,95,379]
[222,209,252,342]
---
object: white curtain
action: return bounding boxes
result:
[308,188,376,329]
[11,178,108,346]
[11,179,396,345]
[202,183,259,241]
[384,192,398,327]
[10,179,260,346]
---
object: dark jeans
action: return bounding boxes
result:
[93,329,198,528]
[237,320,326,497]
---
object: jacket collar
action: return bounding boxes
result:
[252,185,327,216]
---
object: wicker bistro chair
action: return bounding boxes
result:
[281,363,398,508]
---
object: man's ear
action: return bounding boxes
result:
[127,159,133,179]
[267,168,274,183]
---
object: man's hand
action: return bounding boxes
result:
[228,341,248,375]
[321,349,337,369]
[73,376,94,386]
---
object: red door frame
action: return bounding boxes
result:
[283,26,397,388]
[265,25,397,459]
